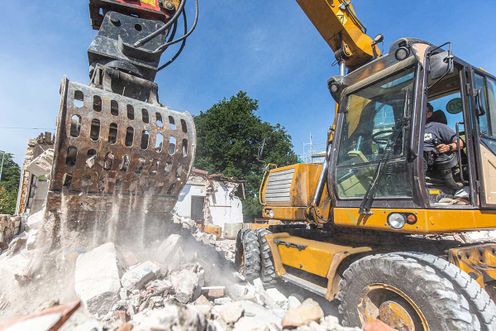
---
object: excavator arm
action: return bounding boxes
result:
[297,0,381,71]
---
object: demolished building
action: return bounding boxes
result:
[175,168,245,238]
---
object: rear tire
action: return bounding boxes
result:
[255,228,276,285]
[235,229,261,281]
[338,253,480,330]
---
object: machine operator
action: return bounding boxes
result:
[424,103,464,191]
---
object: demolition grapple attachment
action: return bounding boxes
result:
[44,0,198,244]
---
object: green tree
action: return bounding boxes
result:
[194,91,298,221]
[0,153,21,214]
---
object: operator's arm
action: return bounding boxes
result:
[436,125,464,153]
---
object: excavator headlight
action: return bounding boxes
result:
[395,46,410,61]
[266,209,275,218]
[388,213,406,229]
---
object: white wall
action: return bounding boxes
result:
[208,181,243,226]
[175,182,206,219]
[174,177,243,228]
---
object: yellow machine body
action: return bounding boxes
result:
[259,164,330,222]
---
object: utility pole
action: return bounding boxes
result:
[0,150,5,183]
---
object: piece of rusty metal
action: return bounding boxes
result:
[45,75,195,243]
[378,300,415,331]
[0,300,80,331]
[449,243,496,287]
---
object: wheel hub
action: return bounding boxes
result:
[379,300,415,330]
[358,284,428,331]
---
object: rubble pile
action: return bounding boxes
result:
[0,214,22,250]
[0,211,357,330]
[67,241,358,331]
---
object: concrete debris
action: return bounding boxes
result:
[170,267,204,304]
[155,233,186,266]
[282,298,324,328]
[131,305,206,331]
[288,295,302,310]
[266,288,288,309]
[26,148,54,177]
[0,214,22,250]
[121,261,160,291]
[202,285,225,299]
[233,300,281,331]
[74,242,123,315]
[214,297,232,305]
[214,302,244,324]
[4,232,27,256]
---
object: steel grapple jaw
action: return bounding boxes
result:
[44,74,195,246]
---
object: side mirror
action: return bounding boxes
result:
[328,76,345,102]
[429,50,454,80]
[475,89,486,116]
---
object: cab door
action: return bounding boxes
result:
[472,70,496,208]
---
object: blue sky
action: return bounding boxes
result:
[1,1,495,165]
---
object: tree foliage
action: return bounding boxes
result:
[0,153,20,215]
[194,91,298,220]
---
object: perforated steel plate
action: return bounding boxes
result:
[45,77,196,238]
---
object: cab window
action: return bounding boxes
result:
[474,74,496,139]
[335,67,415,199]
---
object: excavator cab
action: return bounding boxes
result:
[263,38,496,233]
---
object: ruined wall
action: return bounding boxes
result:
[16,132,54,216]
[0,215,21,249]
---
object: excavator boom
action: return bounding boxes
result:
[297,0,381,71]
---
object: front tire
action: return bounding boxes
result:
[338,253,489,331]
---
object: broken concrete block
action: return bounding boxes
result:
[265,288,288,309]
[26,149,54,177]
[194,295,211,305]
[189,303,212,317]
[213,297,232,305]
[170,269,202,304]
[5,233,28,256]
[180,217,196,230]
[252,278,265,293]
[215,303,244,324]
[121,261,160,291]
[74,242,122,316]
[281,298,324,328]
[131,305,205,331]
[155,234,185,266]
[287,295,301,309]
[234,301,281,331]
[202,286,225,299]
[145,279,172,296]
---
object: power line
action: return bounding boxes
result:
[0,126,54,130]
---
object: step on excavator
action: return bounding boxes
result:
[236,1,496,330]
[44,0,197,245]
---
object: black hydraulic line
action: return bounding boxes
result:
[153,0,198,53]
[166,20,178,43]
[133,0,187,48]
[157,9,188,71]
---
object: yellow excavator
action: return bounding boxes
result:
[236,1,496,330]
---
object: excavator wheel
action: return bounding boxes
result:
[255,228,276,284]
[337,252,496,331]
[235,229,261,281]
